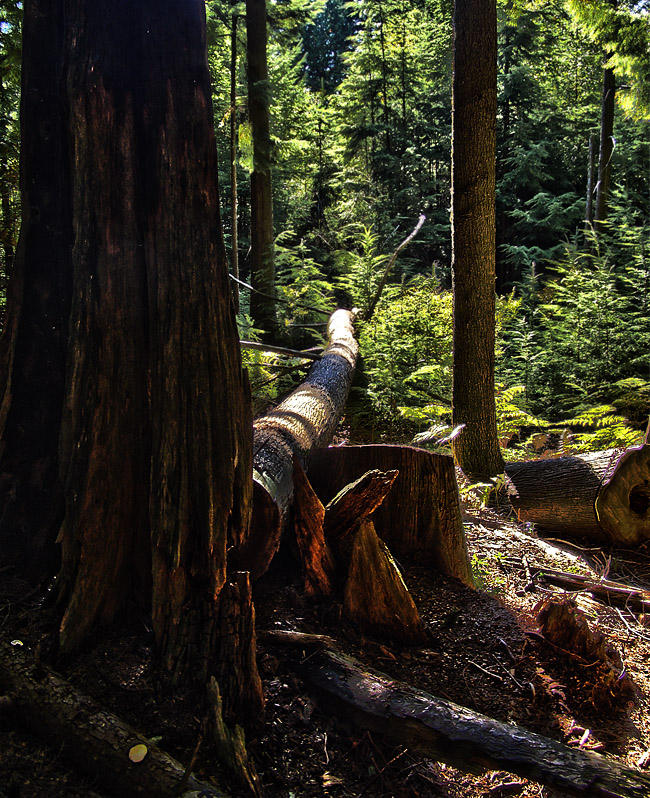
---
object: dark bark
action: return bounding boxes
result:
[451,0,504,480]
[235,309,358,579]
[307,444,474,587]
[585,132,598,228]
[0,0,72,580]
[300,649,650,798]
[1,1,253,697]
[505,445,650,546]
[594,65,615,233]
[230,5,240,313]
[0,639,226,798]
[246,0,277,335]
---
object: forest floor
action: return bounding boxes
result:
[1,470,650,798]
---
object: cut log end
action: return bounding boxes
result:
[595,445,650,546]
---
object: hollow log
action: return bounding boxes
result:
[307,444,473,586]
[234,309,358,579]
[505,446,650,545]
[343,519,427,645]
[299,648,650,798]
[595,444,650,545]
[0,639,226,798]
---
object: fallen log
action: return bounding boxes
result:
[234,309,358,579]
[0,639,226,798]
[299,648,650,798]
[308,444,473,586]
[530,564,650,612]
[505,445,650,545]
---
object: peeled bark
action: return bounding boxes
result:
[343,519,427,645]
[307,444,473,586]
[301,649,650,798]
[235,309,358,579]
[292,455,337,599]
[505,446,650,546]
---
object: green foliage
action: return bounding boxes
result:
[275,229,334,336]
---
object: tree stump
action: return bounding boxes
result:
[595,444,650,546]
[308,444,473,586]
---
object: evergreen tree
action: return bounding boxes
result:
[451,0,504,479]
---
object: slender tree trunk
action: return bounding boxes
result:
[585,131,598,228]
[450,0,504,480]
[230,6,240,314]
[246,0,277,335]
[594,64,615,232]
[1,0,253,698]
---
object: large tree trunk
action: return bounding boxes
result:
[0,0,72,581]
[246,0,277,335]
[451,0,504,480]
[505,444,650,546]
[234,309,358,579]
[0,0,254,704]
[307,444,474,586]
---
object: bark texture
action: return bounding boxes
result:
[0,1,252,691]
[594,65,615,232]
[0,0,71,580]
[450,0,504,480]
[307,445,473,586]
[246,0,277,334]
[505,446,650,545]
[301,649,650,798]
[235,309,358,579]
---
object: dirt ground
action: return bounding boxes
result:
[1,478,649,798]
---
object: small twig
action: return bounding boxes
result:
[467,659,504,682]
[364,215,426,321]
[230,274,333,316]
[240,340,322,361]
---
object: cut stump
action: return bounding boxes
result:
[308,444,473,586]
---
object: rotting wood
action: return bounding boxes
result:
[299,648,650,798]
[324,468,399,541]
[234,309,358,580]
[536,595,633,709]
[595,443,650,546]
[505,444,650,546]
[504,450,616,541]
[292,455,337,599]
[0,639,226,798]
[343,519,427,645]
[308,444,473,586]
